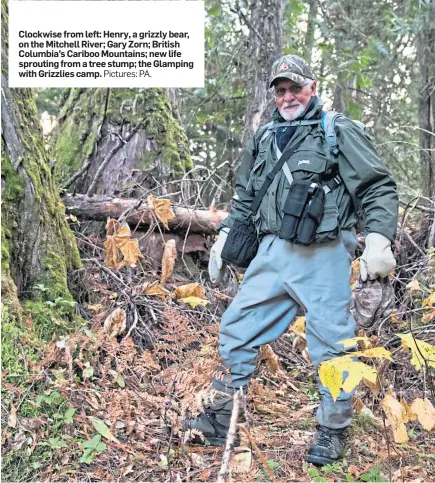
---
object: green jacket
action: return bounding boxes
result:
[221,97,398,243]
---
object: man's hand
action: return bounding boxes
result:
[360,232,396,281]
[208,229,229,283]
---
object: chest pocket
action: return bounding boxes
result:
[246,147,269,195]
[287,149,328,183]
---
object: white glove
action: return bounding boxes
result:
[360,232,396,282]
[208,229,229,283]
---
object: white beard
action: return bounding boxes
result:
[278,101,305,121]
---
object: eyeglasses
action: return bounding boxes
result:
[274,84,307,97]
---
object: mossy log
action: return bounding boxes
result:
[54,88,193,198]
[63,194,228,234]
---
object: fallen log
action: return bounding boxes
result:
[63,194,228,234]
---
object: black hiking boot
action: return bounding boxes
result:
[181,392,235,446]
[305,426,347,466]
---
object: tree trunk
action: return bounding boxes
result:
[417,3,435,248]
[304,0,319,63]
[1,4,80,303]
[418,3,435,202]
[241,0,284,145]
[63,194,227,234]
[55,87,192,199]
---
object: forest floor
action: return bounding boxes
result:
[2,223,435,483]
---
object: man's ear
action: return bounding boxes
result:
[311,80,317,95]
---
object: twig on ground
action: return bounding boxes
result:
[217,389,242,483]
[239,425,276,481]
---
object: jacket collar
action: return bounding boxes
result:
[271,95,324,123]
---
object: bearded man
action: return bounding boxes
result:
[182,54,398,465]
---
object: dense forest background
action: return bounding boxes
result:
[2,0,435,481]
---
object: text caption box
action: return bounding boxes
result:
[9,1,204,88]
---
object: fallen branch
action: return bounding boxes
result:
[63,194,228,234]
[239,425,276,481]
[218,389,242,483]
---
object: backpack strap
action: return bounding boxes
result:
[321,111,343,156]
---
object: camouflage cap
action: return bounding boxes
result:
[269,54,314,88]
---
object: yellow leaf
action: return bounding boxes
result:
[339,336,372,349]
[113,225,132,246]
[178,296,209,308]
[342,361,377,394]
[104,222,143,269]
[354,397,365,414]
[398,334,435,371]
[422,308,435,324]
[104,237,121,269]
[106,218,121,236]
[103,308,126,338]
[291,316,306,336]
[88,304,103,312]
[381,392,409,443]
[147,195,175,230]
[319,355,378,401]
[422,292,435,308]
[363,375,380,395]
[174,283,206,300]
[354,347,393,361]
[118,238,143,267]
[161,239,177,285]
[406,280,420,292]
[319,357,347,401]
[144,282,171,301]
[390,310,400,324]
[410,398,435,431]
[400,398,417,423]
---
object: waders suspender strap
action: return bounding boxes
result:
[321,111,342,156]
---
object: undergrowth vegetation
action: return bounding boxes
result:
[2,209,434,482]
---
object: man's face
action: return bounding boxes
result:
[274,79,317,121]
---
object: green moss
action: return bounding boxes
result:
[140,89,192,174]
[1,303,42,377]
[2,438,69,482]
[2,89,81,290]
[2,83,80,306]
[1,154,24,201]
[54,88,192,189]
[54,88,106,181]
[24,300,77,341]
[1,287,79,384]
[1,152,22,274]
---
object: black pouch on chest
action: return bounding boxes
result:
[279,180,325,245]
